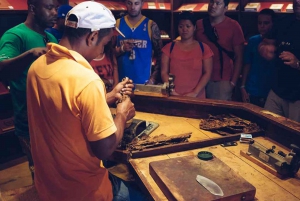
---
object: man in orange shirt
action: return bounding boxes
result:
[26,2,135,200]
[196,0,245,100]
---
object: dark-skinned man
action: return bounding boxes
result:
[46,4,73,42]
[0,0,59,181]
[26,2,136,200]
[259,0,300,122]
[196,0,245,100]
[115,0,163,84]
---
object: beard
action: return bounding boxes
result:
[128,10,141,18]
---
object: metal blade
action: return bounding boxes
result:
[196,175,224,196]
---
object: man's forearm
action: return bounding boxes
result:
[150,21,162,84]
[106,92,117,106]
[231,56,243,84]
[150,63,160,83]
[89,113,126,160]
[0,50,35,80]
[241,64,250,86]
[112,113,126,148]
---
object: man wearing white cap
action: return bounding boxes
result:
[27,1,135,200]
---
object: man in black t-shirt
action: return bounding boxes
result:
[259,0,300,122]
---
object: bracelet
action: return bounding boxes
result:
[240,85,245,89]
[230,81,236,87]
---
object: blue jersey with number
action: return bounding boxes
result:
[116,16,153,84]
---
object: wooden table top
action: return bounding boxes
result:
[129,111,300,201]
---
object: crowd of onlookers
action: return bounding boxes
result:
[91,0,300,123]
[0,0,299,200]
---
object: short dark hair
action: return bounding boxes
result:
[64,14,112,44]
[259,8,276,21]
[178,11,196,26]
[27,0,38,6]
[224,0,230,7]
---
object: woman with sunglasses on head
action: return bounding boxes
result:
[161,11,213,98]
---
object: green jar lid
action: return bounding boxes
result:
[197,151,213,160]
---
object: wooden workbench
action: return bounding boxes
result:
[129,111,300,201]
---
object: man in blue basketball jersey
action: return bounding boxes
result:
[115,0,162,84]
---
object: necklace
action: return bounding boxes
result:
[94,54,105,61]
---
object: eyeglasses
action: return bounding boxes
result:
[43,35,50,45]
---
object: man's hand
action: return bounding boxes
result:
[279,51,299,68]
[0,47,48,81]
[106,77,134,105]
[116,97,135,122]
[240,88,250,103]
[122,40,135,52]
[113,77,134,100]
[30,47,48,58]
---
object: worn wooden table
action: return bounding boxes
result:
[129,111,300,201]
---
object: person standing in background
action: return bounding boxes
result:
[259,0,300,122]
[196,0,244,101]
[0,0,59,181]
[115,0,163,84]
[240,9,276,107]
[46,4,72,42]
[90,41,119,92]
[161,11,213,98]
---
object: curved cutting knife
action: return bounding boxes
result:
[196,175,224,196]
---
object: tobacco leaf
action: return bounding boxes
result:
[127,132,192,151]
[199,114,262,135]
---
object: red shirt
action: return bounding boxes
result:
[196,17,245,81]
[90,55,115,92]
[162,41,213,98]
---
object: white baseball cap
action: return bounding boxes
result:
[65,1,125,37]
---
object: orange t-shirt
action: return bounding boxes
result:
[90,55,115,92]
[162,41,213,98]
[196,17,245,81]
[27,43,116,201]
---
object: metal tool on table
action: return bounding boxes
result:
[131,120,159,141]
[246,141,300,177]
[134,74,175,96]
[118,118,159,149]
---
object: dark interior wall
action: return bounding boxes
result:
[0,12,27,37]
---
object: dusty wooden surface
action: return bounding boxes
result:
[129,111,300,201]
[149,155,256,201]
[1,110,299,201]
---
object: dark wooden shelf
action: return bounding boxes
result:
[243,1,293,13]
